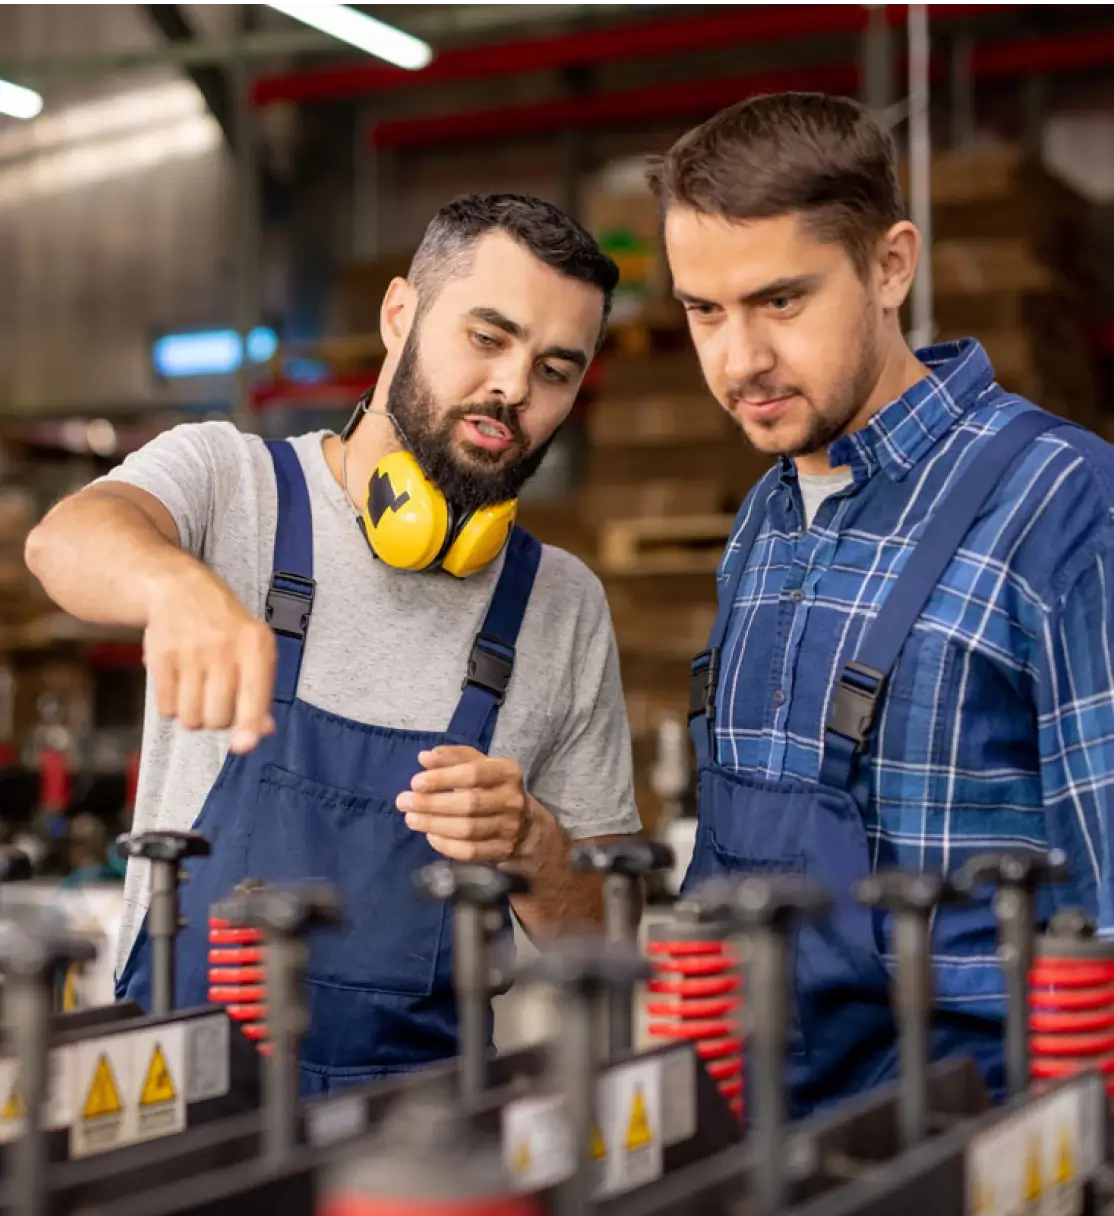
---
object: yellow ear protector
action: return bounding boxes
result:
[341,395,518,579]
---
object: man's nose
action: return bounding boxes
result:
[723,317,776,387]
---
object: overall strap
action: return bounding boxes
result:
[263,440,316,705]
[689,496,771,766]
[446,526,542,753]
[819,409,1066,789]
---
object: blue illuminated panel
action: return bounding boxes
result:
[152,327,278,378]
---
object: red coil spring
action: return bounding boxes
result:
[645,920,744,1120]
[1029,919,1114,1100]
[208,916,271,1054]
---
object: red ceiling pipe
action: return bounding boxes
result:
[369,25,1114,151]
[252,4,996,109]
[370,61,859,151]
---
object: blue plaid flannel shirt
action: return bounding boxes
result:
[713,338,1114,1010]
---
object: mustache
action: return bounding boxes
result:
[727,381,798,406]
[445,401,528,447]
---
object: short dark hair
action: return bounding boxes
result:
[645,92,905,277]
[409,192,620,335]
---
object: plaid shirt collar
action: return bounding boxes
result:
[779,338,996,486]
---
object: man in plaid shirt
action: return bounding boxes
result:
[648,92,1114,1117]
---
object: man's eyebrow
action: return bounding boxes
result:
[468,305,525,339]
[673,274,821,307]
[467,306,588,371]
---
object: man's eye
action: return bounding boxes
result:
[471,330,498,348]
[539,364,569,384]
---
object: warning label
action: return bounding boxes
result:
[597,1058,663,1197]
[84,1055,123,1120]
[76,1051,125,1155]
[137,1042,179,1136]
[131,1026,185,1144]
[501,1094,573,1193]
[2,1081,24,1123]
[625,1085,653,1152]
[964,1073,1102,1216]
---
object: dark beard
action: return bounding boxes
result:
[384,328,555,516]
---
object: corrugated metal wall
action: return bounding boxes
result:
[0,5,233,414]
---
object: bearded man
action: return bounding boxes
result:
[25,193,642,1095]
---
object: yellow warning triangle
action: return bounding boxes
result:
[511,1139,531,1175]
[971,1178,992,1216]
[1056,1127,1075,1185]
[625,1084,653,1152]
[139,1044,176,1107]
[590,1122,606,1160]
[1,1082,24,1122]
[83,1054,123,1120]
[1024,1134,1043,1202]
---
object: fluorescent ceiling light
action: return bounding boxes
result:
[265,2,432,71]
[0,79,43,121]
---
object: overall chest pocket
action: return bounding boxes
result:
[250,764,448,998]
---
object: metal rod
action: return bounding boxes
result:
[453,903,488,1105]
[749,928,788,1214]
[862,4,892,112]
[555,988,598,1216]
[907,3,935,350]
[996,887,1034,1100]
[8,973,51,1216]
[604,874,635,1058]
[232,13,261,435]
[262,936,302,1164]
[949,32,975,149]
[894,913,931,1148]
[148,861,177,1018]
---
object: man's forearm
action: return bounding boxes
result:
[507,796,640,939]
[25,488,194,628]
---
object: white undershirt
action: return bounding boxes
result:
[797,469,855,528]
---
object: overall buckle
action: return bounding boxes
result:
[265,573,316,640]
[827,660,886,751]
[463,635,515,705]
[688,648,720,723]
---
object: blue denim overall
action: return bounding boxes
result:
[118,439,540,1096]
[682,410,1062,1119]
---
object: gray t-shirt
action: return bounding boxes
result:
[798,469,855,528]
[97,421,641,972]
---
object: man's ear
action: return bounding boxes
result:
[875,220,921,313]
[380,277,416,354]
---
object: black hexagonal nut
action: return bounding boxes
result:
[413,860,529,906]
[569,838,675,877]
[212,882,344,938]
[516,935,651,994]
[116,830,212,865]
[954,848,1070,896]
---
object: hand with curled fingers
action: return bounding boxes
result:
[396,745,533,863]
[142,564,277,755]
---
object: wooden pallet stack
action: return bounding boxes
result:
[905,142,1101,427]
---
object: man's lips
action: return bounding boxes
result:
[734,393,797,421]
[460,416,516,452]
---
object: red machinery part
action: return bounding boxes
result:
[1029,922,1114,1098]
[38,747,71,813]
[208,918,270,1050]
[645,919,744,1119]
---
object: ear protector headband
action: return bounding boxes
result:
[341,394,517,579]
